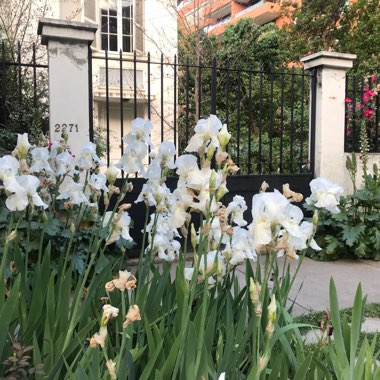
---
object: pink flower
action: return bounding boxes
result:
[364,109,375,120]
[344,97,352,103]
[371,75,377,83]
[362,90,376,103]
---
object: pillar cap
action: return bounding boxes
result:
[38,18,98,45]
[301,51,356,70]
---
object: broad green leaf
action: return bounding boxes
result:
[138,339,163,380]
[371,229,380,250]
[161,329,186,378]
[329,278,349,370]
[154,369,164,380]
[350,284,364,370]
[354,242,368,258]
[293,353,313,380]
[185,322,197,380]
[342,225,366,247]
[0,276,21,357]
[144,316,157,357]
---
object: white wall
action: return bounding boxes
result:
[143,0,178,150]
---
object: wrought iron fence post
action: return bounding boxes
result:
[211,57,217,115]
[88,45,94,142]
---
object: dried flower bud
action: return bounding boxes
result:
[125,278,137,290]
[106,360,117,380]
[19,159,29,173]
[258,354,269,372]
[112,271,137,291]
[181,225,188,238]
[266,319,274,338]
[9,261,16,273]
[215,151,228,166]
[259,181,269,193]
[64,201,73,210]
[108,185,120,194]
[123,305,141,328]
[156,204,168,214]
[119,203,132,211]
[282,183,303,202]
[255,305,262,317]
[202,222,211,235]
[69,223,76,234]
[92,326,107,348]
[105,281,115,292]
[102,304,119,321]
[103,193,109,208]
[222,225,233,236]
[6,230,17,243]
[226,158,239,173]
[105,231,118,246]
[89,336,98,348]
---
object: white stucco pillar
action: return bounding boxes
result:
[301,52,356,190]
[38,18,97,156]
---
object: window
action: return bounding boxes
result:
[84,0,143,53]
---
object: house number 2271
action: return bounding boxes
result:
[55,123,79,133]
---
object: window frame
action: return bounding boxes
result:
[82,0,144,54]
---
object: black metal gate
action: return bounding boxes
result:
[89,51,316,177]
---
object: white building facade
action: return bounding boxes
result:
[47,0,178,162]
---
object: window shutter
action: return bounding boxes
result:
[134,0,144,52]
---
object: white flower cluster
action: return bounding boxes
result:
[305,177,344,214]
[116,118,153,176]
[0,132,132,246]
[121,115,344,283]
[0,117,343,278]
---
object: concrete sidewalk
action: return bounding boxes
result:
[240,257,380,316]
[135,254,380,317]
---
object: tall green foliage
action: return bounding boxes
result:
[178,19,309,174]
[0,42,48,154]
[280,0,347,61]
[281,0,380,75]
[337,0,380,75]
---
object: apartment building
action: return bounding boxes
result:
[178,0,284,35]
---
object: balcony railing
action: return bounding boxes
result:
[235,0,275,18]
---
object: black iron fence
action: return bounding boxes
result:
[0,42,315,176]
[345,74,380,153]
[89,51,314,175]
[0,41,49,154]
